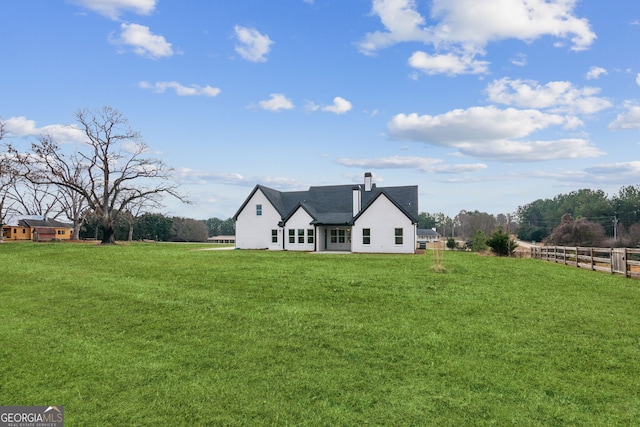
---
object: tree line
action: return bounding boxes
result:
[417,185,640,249]
[80,213,235,242]
[516,187,640,247]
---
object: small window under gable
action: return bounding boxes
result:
[271,229,278,243]
[363,228,370,245]
[395,228,403,245]
[256,204,262,216]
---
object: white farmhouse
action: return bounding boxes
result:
[233,173,418,253]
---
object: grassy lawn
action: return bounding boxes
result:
[1,243,639,426]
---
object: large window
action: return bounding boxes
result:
[289,229,295,243]
[298,229,305,243]
[330,229,349,244]
[256,204,262,216]
[307,229,314,244]
[395,228,403,245]
[363,228,370,245]
[272,229,278,243]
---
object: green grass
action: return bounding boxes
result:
[1,243,639,426]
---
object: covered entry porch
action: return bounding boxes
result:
[316,225,352,252]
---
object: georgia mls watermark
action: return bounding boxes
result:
[0,406,64,427]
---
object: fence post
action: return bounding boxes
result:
[610,248,614,274]
[590,248,594,270]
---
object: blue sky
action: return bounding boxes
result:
[2,0,640,220]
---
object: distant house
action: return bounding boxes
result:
[207,235,236,244]
[2,218,73,241]
[417,228,441,243]
[233,173,419,253]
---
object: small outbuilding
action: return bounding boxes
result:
[2,218,73,241]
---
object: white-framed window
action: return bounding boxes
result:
[256,204,262,216]
[271,229,278,243]
[395,228,403,245]
[298,229,305,243]
[289,229,295,243]
[330,229,337,243]
[363,228,370,245]
[307,229,314,244]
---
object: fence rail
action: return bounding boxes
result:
[531,246,640,279]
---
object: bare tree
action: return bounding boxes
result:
[6,180,63,219]
[10,106,186,244]
[455,210,497,240]
[547,213,606,247]
[0,123,18,238]
[58,181,89,241]
[170,217,209,242]
[120,195,161,241]
[48,148,91,240]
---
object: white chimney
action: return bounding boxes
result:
[352,187,361,216]
[364,172,372,192]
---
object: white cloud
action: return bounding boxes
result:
[176,168,247,185]
[234,25,273,62]
[111,23,173,59]
[309,97,353,114]
[139,81,221,97]
[176,168,304,190]
[3,116,85,144]
[390,106,566,142]
[636,73,640,86]
[486,78,611,115]
[324,97,352,114]
[358,0,430,54]
[358,0,595,75]
[585,66,607,80]
[337,155,487,174]
[428,0,595,51]
[608,105,640,130]
[455,138,603,162]
[408,51,489,75]
[72,0,156,20]
[585,161,640,176]
[387,106,604,161]
[257,93,294,112]
[511,53,527,67]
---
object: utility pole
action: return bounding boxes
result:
[613,213,619,241]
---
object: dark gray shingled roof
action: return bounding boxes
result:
[234,182,418,225]
[18,218,72,228]
[417,228,439,236]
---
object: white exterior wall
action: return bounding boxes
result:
[282,208,315,251]
[351,195,416,254]
[235,189,283,250]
